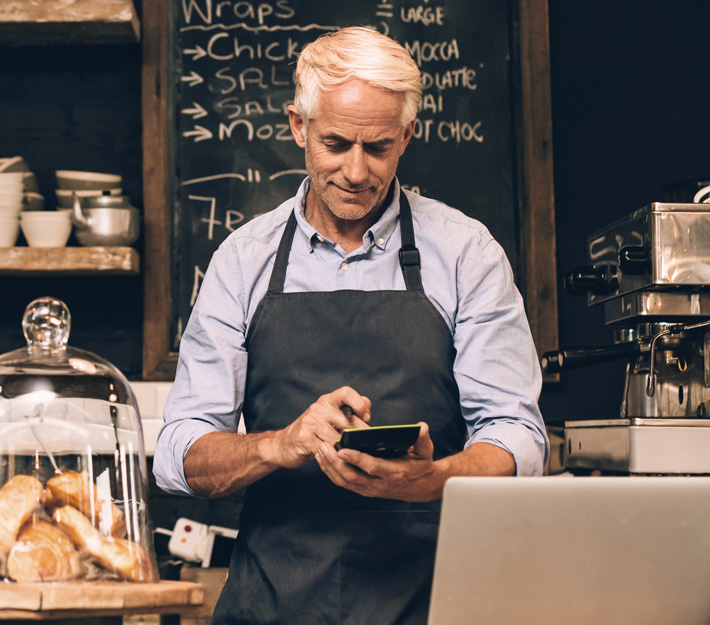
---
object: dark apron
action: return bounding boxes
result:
[211,191,466,625]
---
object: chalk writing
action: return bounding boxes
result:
[400,5,444,26]
[170,0,520,350]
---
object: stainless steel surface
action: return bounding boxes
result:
[604,291,710,325]
[72,194,140,246]
[565,419,710,473]
[556,202,710,474]
[588,203,710,306]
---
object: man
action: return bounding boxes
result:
[154,26,548,625]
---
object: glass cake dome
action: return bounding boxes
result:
[0,297,158,583]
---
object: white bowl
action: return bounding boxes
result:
[20,209,71,221]
[0,191,24,204]
[23,192,44,211]
[0,215,19,247]
[0,157,29,173]
[0,172,26,185]
[55,170,122,191]
[0,205,23,217]
[20,211,73,247]
[0,181,24,194]
[23,172,39,193]
[56,187,123,208]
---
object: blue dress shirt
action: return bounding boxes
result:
[154,178,549,495]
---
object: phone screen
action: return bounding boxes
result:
[337,424,421,458]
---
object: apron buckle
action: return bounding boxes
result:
[399,246,421,267]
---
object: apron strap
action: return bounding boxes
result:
[267,189,423,294]
[267,208,297,295]
[397,191,423,291]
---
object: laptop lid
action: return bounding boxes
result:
[428,476,710,625]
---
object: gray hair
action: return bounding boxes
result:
[293,26,422,131]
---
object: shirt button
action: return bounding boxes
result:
[377,237,385,245]
[341,262,350,271]
[317,235,325,243]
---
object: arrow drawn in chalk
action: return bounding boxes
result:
[183,45,207,60]
[181,102,208,119]
[181,71,204,87]
[183,125,213,142]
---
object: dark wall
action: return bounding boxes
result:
[0,43,144,378]
[539,0,710,425]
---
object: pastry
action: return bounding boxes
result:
[7,519,81,583]
[0,475,44,555]
[53,505,155,582]
[46,471,126,538]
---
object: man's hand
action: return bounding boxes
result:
[271,386,371,468]
[314,421,443,502]
[314,423,516,502]
[184,386,370,497]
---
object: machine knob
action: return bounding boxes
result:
[618,246,650,275]
[564,265,619,295]
[541,351,563,373]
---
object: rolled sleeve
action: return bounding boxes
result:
[466,420,548,476]
[454,235,549,475]
[153,244,249,496]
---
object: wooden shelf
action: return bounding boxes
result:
[0,0,140,45]
[0,580,203,620]
[0,247,139,275]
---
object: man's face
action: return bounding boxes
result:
[289,80,414,222]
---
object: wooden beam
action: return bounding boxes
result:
[141,0,177,380]
[520,0,560,383]
[0,0,140,45]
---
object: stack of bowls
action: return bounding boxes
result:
[55,170,123,209]
[0,155,42,205]
[0,171,25,247]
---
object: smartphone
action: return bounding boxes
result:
[336,424,421,458]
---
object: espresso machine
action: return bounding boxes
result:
[544,202,710,474]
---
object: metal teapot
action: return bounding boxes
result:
[71,191,140,247]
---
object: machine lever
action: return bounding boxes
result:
[541,343,641,374]
[564,265,619,295]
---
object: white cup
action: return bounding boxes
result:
[20,210,73,247]
[0,157,29,173]
[0,192,24,204]
[24,192,44,211]
[0,183,23,196]
[0,172,25,194]
[0,172,25,183]
[0,205,23,217]
[0,214,19,247]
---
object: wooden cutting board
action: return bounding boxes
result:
[0,580,203,620]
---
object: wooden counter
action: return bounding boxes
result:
[0,580,203,621]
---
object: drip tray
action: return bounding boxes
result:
[565,419,710,474]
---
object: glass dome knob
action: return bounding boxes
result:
[22,297,71,352]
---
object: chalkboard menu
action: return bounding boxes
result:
[141,0,557,380]
[168,0,521,349]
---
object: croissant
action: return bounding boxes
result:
[46,470,126,538]
[7,519,81,583]
[0,475,44,555]
[52,505,155,582]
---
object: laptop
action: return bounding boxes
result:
[428,476,710,625]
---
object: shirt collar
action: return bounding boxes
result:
[293,177,402,253]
